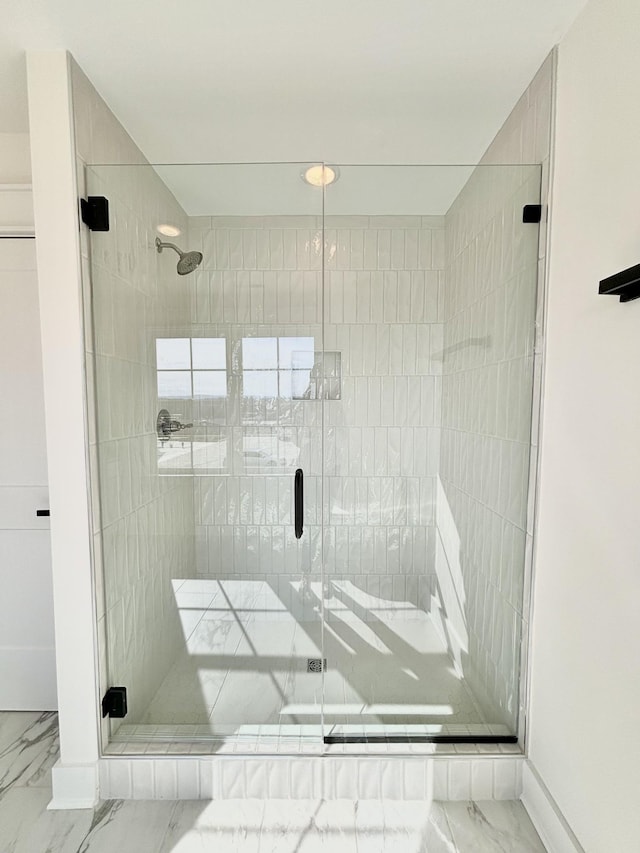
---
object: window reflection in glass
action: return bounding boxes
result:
[155,334,333,475]
[192,337,227,370]
[156,338,191,370]
[242,337,278,370]
[156,337,229,474]
[156,337,228,399]
[243,370,279,398]
[157,370,191,398]
[241,336,315,399]
[193,371,227,398]
[279,337,315,370]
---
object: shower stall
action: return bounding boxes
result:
[86,162,541,753]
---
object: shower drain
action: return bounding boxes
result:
[307,658,327,673]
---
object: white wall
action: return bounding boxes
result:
[0,133,31,182]
[0,132,56,710]
[530,0,640,850]
[0,233,56,710]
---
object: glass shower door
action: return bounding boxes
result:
[321,165,541,745]
[88,163,326,749]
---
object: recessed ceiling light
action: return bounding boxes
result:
[301,164,340,188]
[157,223,181,237]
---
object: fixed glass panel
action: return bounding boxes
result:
[87,163,325,750]
[321,165,541,744]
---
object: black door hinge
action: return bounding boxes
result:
[522,204,542,224]
[81,196,110,231]
[102,686,127,718]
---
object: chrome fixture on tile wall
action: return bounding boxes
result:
[156,408,193,441]
[155,236,203,275]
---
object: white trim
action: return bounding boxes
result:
[0,226,35,237]
[521,762,584,853]
[48,799,98,810]
[26,51,100,772]
[0,183,33,192]
[48,761,99,810]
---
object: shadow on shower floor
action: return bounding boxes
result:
[106,578,517,756]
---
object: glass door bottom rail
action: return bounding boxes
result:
[324,734,517,745]
[106,723,518,755]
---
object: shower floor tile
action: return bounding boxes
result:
[133,578,489,742]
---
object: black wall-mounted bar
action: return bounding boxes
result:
[294,468,304,539]
[36,509,50,517]
[80,196,110,232]
[599,263,640,303]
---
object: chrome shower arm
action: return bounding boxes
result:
[155,237,181,256]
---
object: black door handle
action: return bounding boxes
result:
[294,468,303,539]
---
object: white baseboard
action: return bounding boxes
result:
[48,761,98,810]
[521,761,584,853]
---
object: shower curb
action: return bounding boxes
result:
[98,755,523,801]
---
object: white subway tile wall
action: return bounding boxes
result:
[187,215,445,612]
[440,166,539,731]
[72,62,196,736]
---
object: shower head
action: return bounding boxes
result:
[176,250,203,275]
[155,237,203,275]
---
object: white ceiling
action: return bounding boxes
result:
[149,164,478,216]
[1,0,587,172]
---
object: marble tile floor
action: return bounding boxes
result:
[0,712,547,852]
[136,579,487,741]
[0,710,59,798]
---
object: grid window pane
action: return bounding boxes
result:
[279,336,315,369]
[192,338,226,370]
[243,337,277,369]
[193,371,227,398]
[243,370,278,398]
[156,338,191,369]
[157,370,192,398]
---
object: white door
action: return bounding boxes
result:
[0,236,57,709]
